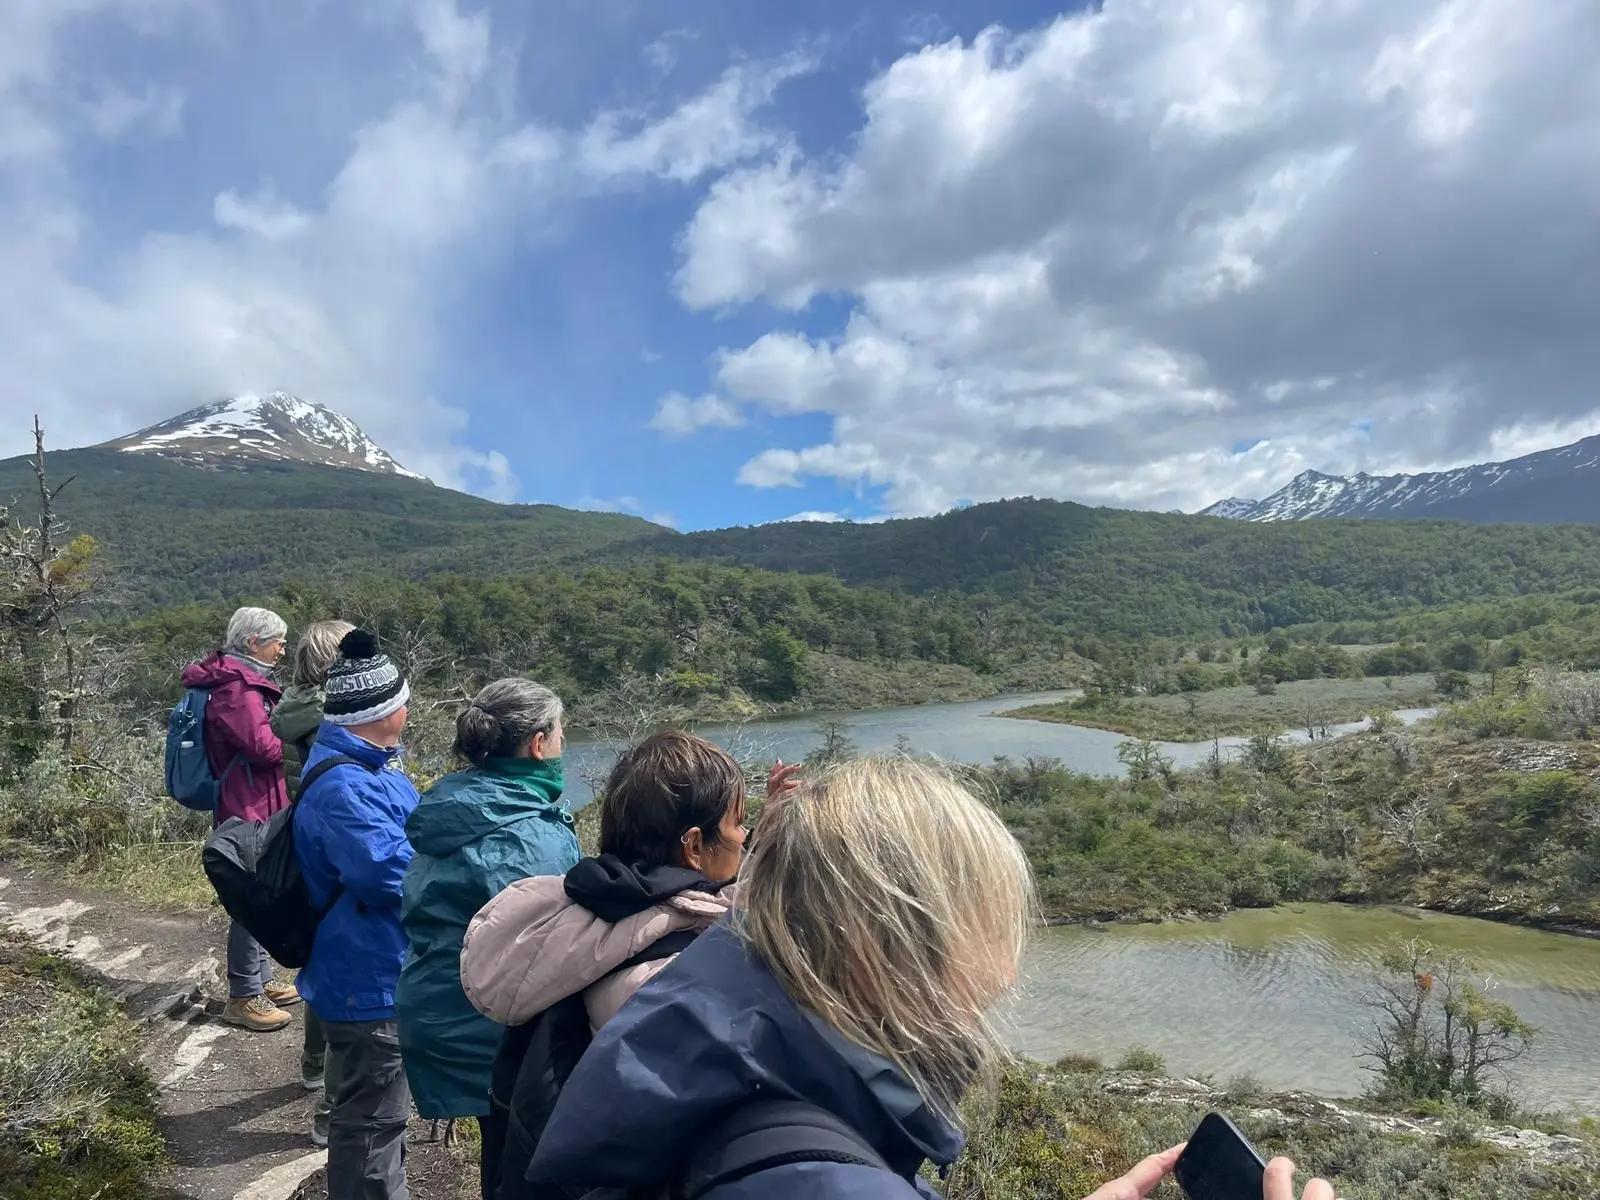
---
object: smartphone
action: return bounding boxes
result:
[1174,1111,1267,1200]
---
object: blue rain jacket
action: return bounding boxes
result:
[292,722,419,1022]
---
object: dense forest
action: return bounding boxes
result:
[0,450,657,607]
[647,498,1600,635]
[107,561,1073,717]
[9,452,1600,642]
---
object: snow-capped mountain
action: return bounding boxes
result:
[1199,434,1600,525]
[100,392,427,481]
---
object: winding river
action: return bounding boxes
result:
[566,693,1593,1109]
[564,689,1435,807]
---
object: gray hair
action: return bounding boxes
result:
[225,606,288,656]
[454,678,564,766]
[291,619,356,688]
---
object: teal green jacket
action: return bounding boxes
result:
[396,758,580,1118]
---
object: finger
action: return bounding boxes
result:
[1302,1179,1335,1200]
[1081,1144,1186,1200]
[1263,1158,1297,1200]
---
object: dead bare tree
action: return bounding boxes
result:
[1378,794,1441,865]
[0,418,104,756]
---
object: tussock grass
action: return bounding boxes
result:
[0,931,166,1200]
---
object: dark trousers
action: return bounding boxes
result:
[303,1007,338,1131]
[478,1105,508,1200]
[324,1018,411,1200]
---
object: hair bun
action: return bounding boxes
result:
[339,628,380,659]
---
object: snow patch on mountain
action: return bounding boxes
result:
[1198,434,1600,523]
[1198,496,1261,519]
[103,392,427,480]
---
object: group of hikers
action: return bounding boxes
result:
[178,605,1336,1200]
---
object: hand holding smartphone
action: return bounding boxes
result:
[1173,1113,1336,1200]
[1174,1112,1266,1199]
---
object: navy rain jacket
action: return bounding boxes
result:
[528,921,964,1199]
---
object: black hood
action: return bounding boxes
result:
[563,854,713,923]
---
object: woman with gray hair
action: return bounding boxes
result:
[396,679,580,1142]
[180,605,297,1032]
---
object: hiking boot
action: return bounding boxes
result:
[264,980,302,1007]
[310,1109,330,1148]
[221,995,291,1032]
[301,1067,325,1092]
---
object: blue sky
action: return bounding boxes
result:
[4,1,1598,528]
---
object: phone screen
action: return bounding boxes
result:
[1174,1111,1267,1200]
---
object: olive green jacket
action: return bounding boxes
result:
[269,684,326,799]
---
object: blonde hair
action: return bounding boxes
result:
[291,620,356,688]
[738,757,1035,1119]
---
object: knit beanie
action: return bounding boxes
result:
[323,628,410,727]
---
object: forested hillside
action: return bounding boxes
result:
[12,450,1600,644]
[0,449,659,606]
[642,499,1600,634]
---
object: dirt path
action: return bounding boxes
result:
[0,863,469,1200]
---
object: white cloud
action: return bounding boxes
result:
[679,0,1600,514]
[648,391,744,437]
[0,0,810,502]
[577,54,813,185]
[213,188,311,240]
[776,510,849,524]
[574,494,679,529]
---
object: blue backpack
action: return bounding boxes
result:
[164,687,239,812]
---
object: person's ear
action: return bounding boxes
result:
[678,827,704,871]
[529,731,549,760]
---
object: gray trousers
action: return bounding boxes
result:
[324,1018,410,1200]
[226,919,271,999]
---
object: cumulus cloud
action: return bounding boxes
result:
[577,53,814,184]
[0,0,810,500]
[648,391,744,437]
[682,0,1600,515]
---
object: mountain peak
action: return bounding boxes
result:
[1198,496,1260,519]
[101,392,426,481]
[1198,431,1600,525]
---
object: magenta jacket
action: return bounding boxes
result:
[180,652,288,825]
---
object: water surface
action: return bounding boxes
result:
[564,690,1433,807]
[1006,903,1600,1111]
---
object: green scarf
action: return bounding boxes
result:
[483,755,566,805]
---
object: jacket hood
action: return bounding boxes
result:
[181,651,280,697]
[564,854,714,923]
[459,871,728,1026]
[529,922,964,1191]
[408,761,570,857]
[271,684,324,743]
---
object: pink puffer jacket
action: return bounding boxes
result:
[460,875,731,1031]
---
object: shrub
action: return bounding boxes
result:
[1115,1046,1167,1074]
[1054,1053,1102,1074]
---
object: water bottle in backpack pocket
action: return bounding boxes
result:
[165,686,239,812]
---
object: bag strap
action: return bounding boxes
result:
[674,1098,891,1200]
[297,754,373,798]
[294,754,376,918]
[609,928,700,976]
